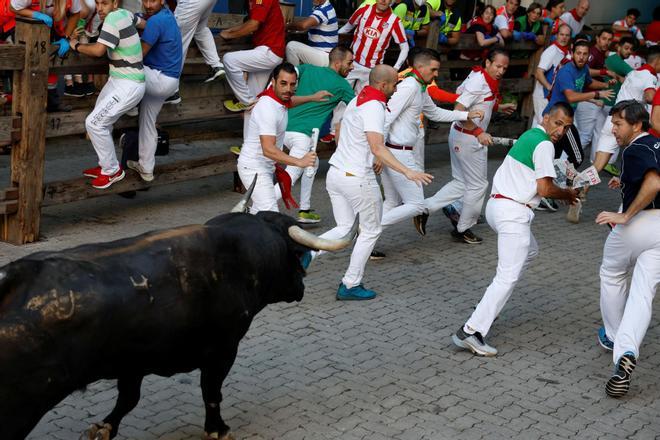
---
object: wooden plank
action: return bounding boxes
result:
[1,18,50,244]
[0,45,27,71]
[42,153,237,206]
[0,187,18,201]
[208,13,246,29]
[0,116,21,145]
[0,201,18,215]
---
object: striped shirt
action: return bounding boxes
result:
[308,0,338,52]
[348,4,406,69]
[97,8,145,82]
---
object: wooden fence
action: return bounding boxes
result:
[0,15,543,245]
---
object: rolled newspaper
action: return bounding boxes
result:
[491,137,517,147]
[306,128,320,178]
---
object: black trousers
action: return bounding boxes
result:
[554,124,584,168]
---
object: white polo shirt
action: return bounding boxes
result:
[11,0,82,15]
[559,10,584,36]
[455,70,497,130]
[329,97,385,178]
[534,44,568,99]
[237,95,288,173]
[385,76,468,147]
[616,68,657,103]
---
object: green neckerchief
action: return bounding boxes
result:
[405,69,427,92]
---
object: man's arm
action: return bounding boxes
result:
[220,19,260,40]
[366,132,433,184]
[260,135,316,168]
[422,93,474,122]
[643,88,656,104]
[535,67,553,90]
[536,177,579,202]
[393,42,409,70]
[70,39,108,57]
[287,16,319,32]
[446,30,460,45]
[289,91,333,107]
[564,88,614,103]
[596,170,660,225]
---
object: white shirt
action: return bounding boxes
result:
[491,126,556,208]
[11,0,82,15]
[624,54,644,70]
[238,96,288,173]
[534,44,568,99]
[613,19,644,41]
[616,69,657,104]
[559,11,584,36]
[493,12,513,33]
[385,76,468,147]
[455,70,497,130]
[329,98,385,177]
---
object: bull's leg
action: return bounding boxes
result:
[201,350,237,440]
[103,375,144,439]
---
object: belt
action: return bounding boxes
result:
[491,194,532,210]
[453,124,480,136]
[386,142,414,151]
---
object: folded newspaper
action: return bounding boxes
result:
[553,159,601,189]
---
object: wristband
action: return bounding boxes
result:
[600,68,608,76]
[473,127,484,136]
[594,91,599,99]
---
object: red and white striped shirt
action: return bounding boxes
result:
[348,5,406,69]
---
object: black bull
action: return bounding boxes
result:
[0,208,357,440]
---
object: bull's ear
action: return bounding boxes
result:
[230,174,258,213]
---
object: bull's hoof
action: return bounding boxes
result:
[80,423,112,440]
[202,431,235,440]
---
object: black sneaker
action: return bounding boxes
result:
[165,91,181,105]
[606,352,636,398]
[204,66,225,83]
[451,228,482,244]
[83,82,97,96]
[452,326,497,356]
[64,83,86,97]
[536,197,558,212]
[413,212,429,236]
[369,250,386,260]
[442,204,460,228]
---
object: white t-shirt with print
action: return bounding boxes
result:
[533,44,567,99]
[11,0,81,15]
[238,96,288,173]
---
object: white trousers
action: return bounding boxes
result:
[532,92,547,127]
[413,130,426,171]
[86,77,145,175]
[600,209,660,364]
[595,116,620,163]
[224,46,283,105]
[175,0,222,69]
[425,128,488,232]
[138,66,179,173]
[345,62,371,94]
[285,41,330,67]
[320,166,383,288]
[237,167,278,214]
[273,131,318,210]
[466,199,539,335]
[575,101,608,157]
[381,148,425,227]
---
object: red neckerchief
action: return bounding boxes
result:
[552,41,570,56]
[470,16,493,35]
[357,85,389,110]
[275,165,299,209]
[569,8,582,23]
[637,64,658,76]
[257,86,292,108]
[472,66,501,103]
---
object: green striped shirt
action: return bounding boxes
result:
[98,9,145,82]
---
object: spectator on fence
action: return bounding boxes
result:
[541,0,565,36]
[494,0,520,42]
[425,0,461,46]
[221,0,285,112]
[64,0,100,98]
[646,6,660,46]
[338,0,408,93]
[513,2,545,46]
[461,5,502,61]
[393,0,430,47]
[558,0,588,37]
[532,23,571,126]
[125,0,182,183]
[612,8,645,47]
[11,0,82,112]
[0,0,16,42]
[285,0,338,67]
[69,0,146,189]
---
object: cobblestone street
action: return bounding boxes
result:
[2,140,659,440]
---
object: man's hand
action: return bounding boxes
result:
[404,169,433,185]
[596,211,629,225]
[608,176,621,189]
[468,110,484,121]
[296,151,317,168]
[311,90,333,102]
[477,132,493,146]
[607,78,618,86]
[599,89,615,100]
[498,103,516,115]
[566,188,579,205]
[373,158,383,175]
[220,30,231,40]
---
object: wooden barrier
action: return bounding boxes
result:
[0,14,543,244]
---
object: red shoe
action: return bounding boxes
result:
[83,166,102,178]
[320,133,335,143]
[91,168,125,189]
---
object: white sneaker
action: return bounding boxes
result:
[126,160,154,182]
[452,326,497,356]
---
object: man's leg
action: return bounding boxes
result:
[285,41,330,67]
[532,93,548,128]
[273,132,319,213]
[237,167,279,213]
[192,0,223,69]
[425,130,466,213]
[574,101,599,147]
[381,151,425,227]
[175,0,216,62]
[455,137,489,234]
[224,47,282,105]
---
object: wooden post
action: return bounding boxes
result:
[1,17,50,244]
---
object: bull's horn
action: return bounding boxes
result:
[288,214,359,251]
[230,175,257,213]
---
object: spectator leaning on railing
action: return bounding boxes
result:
[513,2,545,46]
[558,0,588,37]
[461,5,502,61]
[285,0,338,67]
[612,8,645,47]
[646,6,660,46]
[541,0,565,37]
[392,0,430,47]
[425,0,461,46]
[494,0,520,42]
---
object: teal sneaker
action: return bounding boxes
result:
[336,283,377,301]
[297,210,321,224]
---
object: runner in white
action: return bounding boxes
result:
[381,49,483,237]
[558,0,589,37]
[595,100,660,398]
[338,0,408,93]
[237,63,329,213]
[424,49,517,244]
[285,0,338,67]
[452,102,579,357]
[532,23,571,126]
[313,65,433,301]
[594,47,660,175]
